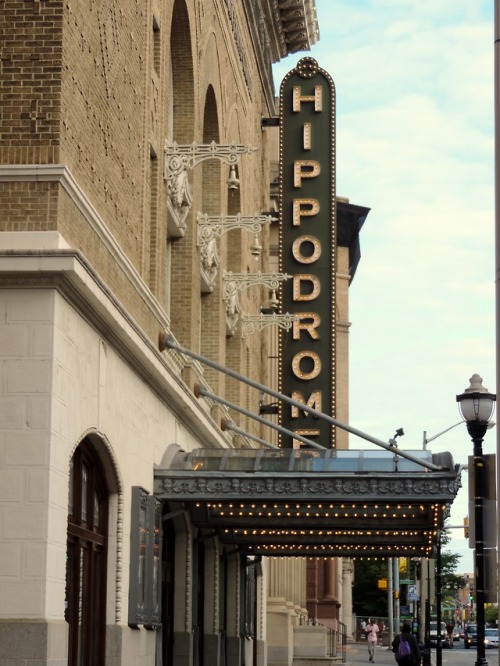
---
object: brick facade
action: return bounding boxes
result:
[0,1,363,664]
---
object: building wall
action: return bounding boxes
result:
[0,259,219,659]
[0,0,356,664]
[0,0,278,660]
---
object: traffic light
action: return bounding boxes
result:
[470,595,474,609]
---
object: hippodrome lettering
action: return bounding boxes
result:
[279,58,336,448]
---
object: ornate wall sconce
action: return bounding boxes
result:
[197,212,276,291]
[197,212,275,248]
[164,141,256,236]
[240,312,297,338]
[223,270,292,336]
[164,140,256,181]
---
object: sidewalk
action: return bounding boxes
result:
[345,642,398,666]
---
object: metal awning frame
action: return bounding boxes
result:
[159,333,448,472]
[156,335,462,557]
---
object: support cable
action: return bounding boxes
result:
[195,383,323,450]
[159,333,444,471]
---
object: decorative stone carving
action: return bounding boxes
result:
[200,237,219,293]
[167,169,192,237]
[224,279,241,336]
[155,472,461,501]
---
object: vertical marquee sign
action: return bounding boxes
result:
[279,57,336,449]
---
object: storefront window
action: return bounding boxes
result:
[66,438,109,666]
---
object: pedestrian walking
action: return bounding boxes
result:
[365,618,380,663]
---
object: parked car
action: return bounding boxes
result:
[485,628,499,649]
[429,621,447,646]
[464,624,478,648]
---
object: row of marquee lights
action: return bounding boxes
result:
[230,529,431,538]
[198,497,445,553]
[201,501,444,518]
[272,553,430,562]
[246,545,435,554]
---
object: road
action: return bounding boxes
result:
[345,641,499,666]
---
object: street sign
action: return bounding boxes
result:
[408,585,419,601]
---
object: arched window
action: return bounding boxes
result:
[66,438,109,665]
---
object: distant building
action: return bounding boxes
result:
[456,573,475,624]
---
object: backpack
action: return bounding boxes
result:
[396,636,411,660]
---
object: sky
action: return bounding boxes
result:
[272,0,496,573]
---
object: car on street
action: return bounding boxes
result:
[429,621,447,646]
[485,628,499,649]
[464,624,478,648]
[453,627,461,641]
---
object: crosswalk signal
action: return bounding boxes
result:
[464,516,469,539]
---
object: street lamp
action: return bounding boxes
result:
[456,374,496,666]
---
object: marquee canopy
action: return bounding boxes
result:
[154,448,461,558]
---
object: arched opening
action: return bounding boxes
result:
[168,0,197,343]
[65,437,109,665]
[200,85,225,392]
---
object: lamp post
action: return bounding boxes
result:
[456,374,496,666]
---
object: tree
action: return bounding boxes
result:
[353,559,389,618]
[485,605,498,626]
[440,531,467,591]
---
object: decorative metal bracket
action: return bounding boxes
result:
[164,141,257,182]
[197,213,276,291]
[241,312,298,338]
[164,141,257,239]
[222,271,292,337]
[223,271,291,299]
[197,212,275,247]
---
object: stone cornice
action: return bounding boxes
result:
[0,164,168,330]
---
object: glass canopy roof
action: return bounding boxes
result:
[169,447,453,474]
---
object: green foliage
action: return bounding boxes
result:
[440,531,466,590]
[352,532,467,618]
[485,606,498,625]
[353,559,388,617]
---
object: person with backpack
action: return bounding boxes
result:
[392,623,421,666]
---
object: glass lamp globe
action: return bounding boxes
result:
[456,374,496,424]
